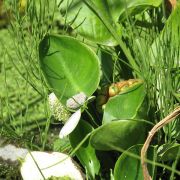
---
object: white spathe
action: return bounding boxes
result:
[20,151,84,180]
[59,109,81,139]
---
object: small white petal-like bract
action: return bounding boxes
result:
[20,151,84,180]
[66,92,87,109]
[59,109,81,139]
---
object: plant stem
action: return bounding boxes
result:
[141,106,180,180]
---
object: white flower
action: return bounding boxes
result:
[59,109,81,139]
[20,151,84,180]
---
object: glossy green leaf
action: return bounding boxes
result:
[157,143,180,161]
[90,120,147,151]
[116,0,162,21]
[114,145,156,180]
[69,120,100,179]
[39,34,100,105]
[103,83,146,124]
[59,0,161,46]
[59,0,121,46]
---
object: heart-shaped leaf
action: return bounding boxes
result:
[69,120,100,179]
[90,119,147,151]
[116,0,162,22]
[103,83,146,124]
[59,0,161,46]
[39,35,100,105]
[59,0,121,46]
[114,145,156,180]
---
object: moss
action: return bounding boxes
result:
[0,162,22,180]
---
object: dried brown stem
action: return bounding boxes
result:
[141,106,180,180]
[169,0,177,9]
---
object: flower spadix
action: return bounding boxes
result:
[48,93,70,123]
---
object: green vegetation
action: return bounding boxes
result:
[0,0,179,179]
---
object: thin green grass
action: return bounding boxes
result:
[0,0,57,151]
